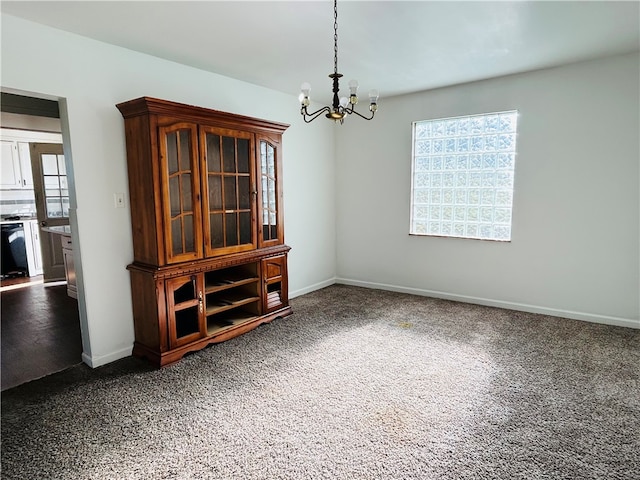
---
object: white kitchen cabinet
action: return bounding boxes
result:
[60,234,76,298]
[0,140,23,189]
[17,142,34,189]
[25,220,43,276]
[1,129,62,190]
[0,140,35,189]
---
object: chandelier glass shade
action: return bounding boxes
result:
[299,0,379,124]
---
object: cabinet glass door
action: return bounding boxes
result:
[166,274,205,348]
[258,137,282,246]
[159,123,203,264]
[201,127,256,257]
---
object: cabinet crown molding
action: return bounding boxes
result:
[116,97,290,135]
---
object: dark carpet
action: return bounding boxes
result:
[1,285,638,479]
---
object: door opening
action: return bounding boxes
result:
[0,92,83,390]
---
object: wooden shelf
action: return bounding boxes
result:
[173,298,199,311]
[207,312,258,335]
[206,295,260,316]
[205,276,259,294]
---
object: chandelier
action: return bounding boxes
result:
[299,0,379,124]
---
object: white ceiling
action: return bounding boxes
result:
[2,1,639,104]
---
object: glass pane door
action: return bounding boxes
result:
[29,142,67,282]
[159,123,202,264]
[201,127,256,257]
[166,274,204,348]
[259,138,281,245]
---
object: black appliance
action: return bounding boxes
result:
[1,222,28,277]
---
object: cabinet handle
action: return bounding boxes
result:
[198,291,203,314]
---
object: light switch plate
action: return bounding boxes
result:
[114,193,125,208]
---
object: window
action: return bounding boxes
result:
[41,153,69,219]
[410,111,518,241]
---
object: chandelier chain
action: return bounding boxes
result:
[299,0,378,123]
[333,0,338,75]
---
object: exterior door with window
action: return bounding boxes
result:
[30,143,68,282]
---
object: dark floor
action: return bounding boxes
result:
[1,281,82,391]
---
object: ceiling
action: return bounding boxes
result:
[2,1,639,104]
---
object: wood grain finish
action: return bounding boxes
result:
[118,97,291,367]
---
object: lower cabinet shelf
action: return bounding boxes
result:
[128,247,291,367]
[206,295,260,314]
[207,310,259,335]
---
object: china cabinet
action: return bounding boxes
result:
[117,97,291,366]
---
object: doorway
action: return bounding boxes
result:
[1,281,82,390]
[0,92,83,390]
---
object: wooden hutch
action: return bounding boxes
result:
[117,97,291,366]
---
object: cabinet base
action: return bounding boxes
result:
[132,306,292,367]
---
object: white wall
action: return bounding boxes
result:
[336,53,640,328]
[2,16,637,371]
[1,14,336,366]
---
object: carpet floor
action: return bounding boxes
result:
[1,285,639,479]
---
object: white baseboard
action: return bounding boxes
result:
[82,345,133,368]
[335,277,640,330]
[289,277,336,299]
[79,278,637,369]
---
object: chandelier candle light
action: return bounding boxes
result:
[299,0,379,123]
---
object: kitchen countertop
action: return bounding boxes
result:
[40,225,72,236]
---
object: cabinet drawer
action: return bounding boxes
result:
[60,235,73,250]
[263,255,285,281]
